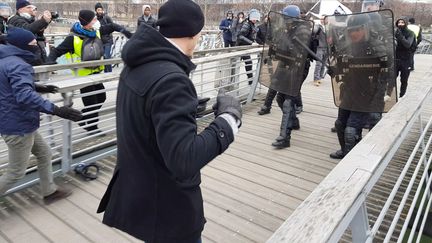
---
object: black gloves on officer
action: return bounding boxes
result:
[35,83,59,94]
[212,89,242,125]
[53,105,83,122]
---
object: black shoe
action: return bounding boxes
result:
[292,119,300,130]
[295,106,303,114]
[330,150,345,159]
[272,138,290,149]
[257,106,271,115]
[331,127,336,133]
[43,188,72,205]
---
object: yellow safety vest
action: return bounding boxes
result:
[65,31,104,76]
[408,24,420,39]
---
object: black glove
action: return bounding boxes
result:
[122,29,133,39]
[395,29,402,40]
[212,89,242,123]
[35,83,59,94]
[52,105,83,122]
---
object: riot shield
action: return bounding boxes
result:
[325,10,397,113]
[259,11,314,97]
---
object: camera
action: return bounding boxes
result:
[50,11,59,19]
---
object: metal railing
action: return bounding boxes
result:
[267,68,432,242]
[45,30,224,60]
[0,46,263,196]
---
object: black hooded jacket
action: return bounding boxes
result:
[97,24,234,243]
[395,18,416,60]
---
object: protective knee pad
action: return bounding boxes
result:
[345,126,359,152]
[279,99,294,137]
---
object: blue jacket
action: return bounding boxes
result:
[219,18,233,42]
[0,44,54,135]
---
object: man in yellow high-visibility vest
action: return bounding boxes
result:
[407,17,422,71]
[48,10,132,135]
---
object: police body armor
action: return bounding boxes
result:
[325,10,397,113]
[259,11,314,97]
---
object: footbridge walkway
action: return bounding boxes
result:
[0,46,431,243]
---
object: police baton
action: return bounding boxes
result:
[292,36,329,69]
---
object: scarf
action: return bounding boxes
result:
[72,22,97,38]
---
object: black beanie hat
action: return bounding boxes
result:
[95,2,103,10]
[6,27,36,50]
[157,0,204,38]
[79,10,96,26]
[16,0,31,10]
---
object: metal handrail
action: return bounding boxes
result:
[1,47,264,196]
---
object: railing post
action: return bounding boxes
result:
[350,203,371,243]
[61,92,73,174]
[419,114,431,199]
[247,52,262,104]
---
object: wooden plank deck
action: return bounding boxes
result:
[0,55,430,242]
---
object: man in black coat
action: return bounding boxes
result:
[395,17,416,97]
[95,2,131,72]
[97,0,242,242]
[8,0,52,65]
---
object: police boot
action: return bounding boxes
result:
[330,120,346,159]
[272,100,293,149]
[257,106,271,115]
[258,89,277,115]
[292,117,300,130]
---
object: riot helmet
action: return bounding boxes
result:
[361,0,384,12]
[282,5,300,18]
[346,14,370,43]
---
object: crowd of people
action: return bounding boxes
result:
[0,0,427,242]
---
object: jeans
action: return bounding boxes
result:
[0,131,57,196]
[313,47,328,81]
[103,43,113,73]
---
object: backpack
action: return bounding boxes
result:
[81,36,104,62]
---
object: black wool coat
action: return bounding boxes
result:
[97,24,235,243]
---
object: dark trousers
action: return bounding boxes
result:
[80,83,107,131]
[103,43,113,73]
[409,52,415,69]
[241,55,253,84]
[337,108,368,130]
[396,59,411,97]
[276,93,298,138]
[224,40,235,48]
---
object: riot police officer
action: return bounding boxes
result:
[328,13,393,159]
[267,5,314,149]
